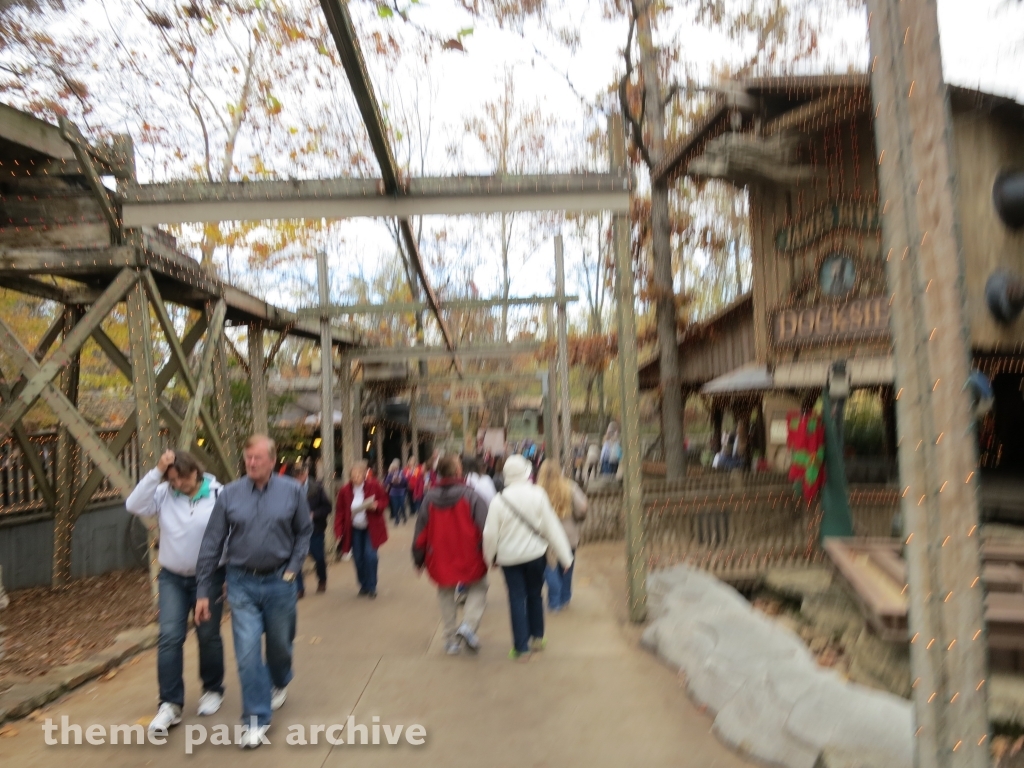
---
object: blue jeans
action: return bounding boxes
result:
[351,527,378,594]
[545,553,575,610]
[389,492,407,524]
[225,566,297,726]
[157,567,225,707]
[501,556,546,653]
[296,532,327,594]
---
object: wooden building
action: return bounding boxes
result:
[648,75,1024,486]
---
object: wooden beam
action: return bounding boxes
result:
[124,279,161,505]
[0,364,56,509]
[56,117,133,178]
[0,268,138,435]
[317,250,335,497]
[0,275,101,306]
[0,102,75,160]
[867,0,990,763]
[180,300,226,450]
[33,313,65,363]
[211,334,238,478]
[0,246,136,275]
[59,117,121,240]
[119,175,630,226]
[611,113,647,622]
[248,322,268,435]
[345,343,542,364]
[764,90,870,137]
[297,294,579,318]
[0,313,133,494]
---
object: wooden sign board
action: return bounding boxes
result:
[448,381,484,407]
[772,296,890,347]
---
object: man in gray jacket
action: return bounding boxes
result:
[195,435,311,749]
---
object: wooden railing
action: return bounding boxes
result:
[0,429,172,517]
[578,480,901,581]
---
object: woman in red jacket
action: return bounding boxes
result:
[335,461,390,598]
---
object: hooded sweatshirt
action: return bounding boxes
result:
[412,478,489,587]
[125,467,223,576]
[482,454,573,569]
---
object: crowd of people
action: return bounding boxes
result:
[125,435,589,748]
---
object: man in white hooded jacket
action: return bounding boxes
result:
[482,454,573,660]
[126,449,225,735]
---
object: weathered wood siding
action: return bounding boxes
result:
[953,110,1024,352]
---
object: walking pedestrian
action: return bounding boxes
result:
[412,454,489,656]
[406,456,425,518]
[195,435,312,749]
[482,455,573,662]
[335,461,389,598]
[384,459,409,525]
[288,460,332,596]
[537,459,588,612]
[462,454,497,507]
[126,449,225,736]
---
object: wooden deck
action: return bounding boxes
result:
[824,537,1024,648]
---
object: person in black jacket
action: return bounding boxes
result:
[289,461,333,596]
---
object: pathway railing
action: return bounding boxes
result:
[578,479,901,580]
[0,429,172,518]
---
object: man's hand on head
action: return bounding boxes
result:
[157,449,175,474]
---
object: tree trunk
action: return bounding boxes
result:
[636,4,685,481]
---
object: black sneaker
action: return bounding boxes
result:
[367,591,377,599]
[358,589,369,597]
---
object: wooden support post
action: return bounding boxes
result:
[52,308,81,587]
[610,114,647,622]
[340,356,355,476]
[180,300,226,450]
[410,384,419,464]
[316,251,336,501]
[866,0,990,764]
[544,305,561,467]
[374,421,383,478]
[555,235,573,475]
[248,323,268,436]
[212,336,238,478]
[125,281,161,598]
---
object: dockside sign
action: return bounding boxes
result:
[772,297,890,346]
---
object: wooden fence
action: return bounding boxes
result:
[0,430,171,518]
[579,476,900,581]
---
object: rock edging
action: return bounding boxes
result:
[641,565,913,768]
[0,623,158,726]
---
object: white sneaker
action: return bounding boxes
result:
[197,690,223,716]
[148,702,182,735]
[271,685,287,711]
[238,723,270,749]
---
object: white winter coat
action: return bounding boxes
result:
[482,455,573,569]
[125,468,223,577]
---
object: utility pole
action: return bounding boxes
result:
[555,235,573,475]
[866,0,989,765]
[610,113,646,622]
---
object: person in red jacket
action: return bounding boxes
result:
[335,461,389,598]
[412,454,489,655]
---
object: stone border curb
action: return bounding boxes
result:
[641,565,914,768]
[0,623,158,726]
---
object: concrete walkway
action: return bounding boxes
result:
[2,525,752,768]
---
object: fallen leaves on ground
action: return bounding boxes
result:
[0,570,155,685]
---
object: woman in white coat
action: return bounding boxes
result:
[483,455,573,661]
